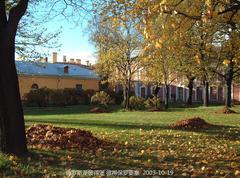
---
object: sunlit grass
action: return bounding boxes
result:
[1,105,240,177]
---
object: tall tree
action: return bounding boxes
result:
[0,0,91,155]
[140,14,179,109]
[93,0,240,108]
[209,1,240,107]
[134,0,220,106]
[0,0,29,155]
[90,9,143,110]
[174,35,199,106]
[109,0,211,106]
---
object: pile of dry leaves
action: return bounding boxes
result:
[26,124,109,151]
[170,117,212,129]
[147,108,162,112]
[215,106,237,114]
[89,107,109,113]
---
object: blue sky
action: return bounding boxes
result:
[43,17,97,65]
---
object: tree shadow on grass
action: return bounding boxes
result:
[20,149,162,176]
[26,119,240,141]
[23,105,123,116]
[23,105,201,116]
[171,125,240,141]
[26,119,170,131]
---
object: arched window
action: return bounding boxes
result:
[31,83,39,90]
[141,86,146,98]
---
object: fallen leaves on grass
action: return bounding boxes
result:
[26,124,109,151]
[147,108,162,112]
[170,117,212,129]
[89,107,110,113]
[4,125,239,177]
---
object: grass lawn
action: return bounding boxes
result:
[1,105,240,177]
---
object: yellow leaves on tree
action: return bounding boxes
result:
[223,59,230,65]
[194,54,201,64]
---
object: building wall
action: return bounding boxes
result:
[233,82,240,104]
[18,75,99,98]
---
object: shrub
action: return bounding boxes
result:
[91,91,111,107]
[24,88,96,106]
[51,89,68,106]
[144,96,161,109]
[49,88,83,106]
[84,89,96,104]
[23,87,51,107]
[129,96,145,110]
[107,90,124,105]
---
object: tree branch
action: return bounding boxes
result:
[233,67,240,74]
[233,72,240,79]
[210,69,226,79]
[163,10,201,20]
[218,1,240,15]
[233,67,240,78]
[169,77,176,85]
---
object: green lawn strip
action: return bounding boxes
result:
[1,105,239,177]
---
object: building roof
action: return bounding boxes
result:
[15,60,99,80]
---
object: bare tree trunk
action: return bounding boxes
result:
[153,85,160,97]
[164,85,169,109]
[0,101,7,152]
[125,86,130,110]
[0,35,27,155]
[225,80,232,107]
[122,85,127,108]
[123,79,131,110]
[203,80,209,107]
[0,0,29,155]
[225,63,234,108]
[187,77,195,105]
[122,83,130,110]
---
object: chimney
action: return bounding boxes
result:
[76,59,81,64]
[70,58,75,63]
[52,52,58,63]
[63,55,67,63]
[39,57,44,62]
[86,60,90,66]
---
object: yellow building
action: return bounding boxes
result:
[16,57,100,99]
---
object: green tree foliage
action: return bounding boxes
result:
[129,96,145,110]
[91,91,111,107]
[144,96,161,109]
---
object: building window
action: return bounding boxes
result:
[64,66,69,74]
[31,83,39,91]
[210,87,217,100]
[218,87,223,101]
[76,84,83,91]
[141,87,146,98]
[76,84,83,95]
[150,86,154,95]
[177,87,183,101]
[171,94,176,102]
[196,87,203,101]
